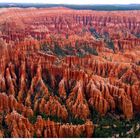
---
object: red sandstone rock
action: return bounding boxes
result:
[66,81,90,120]
[58,79,67,100]
[0,7,139,138]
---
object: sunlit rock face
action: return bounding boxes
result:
[0,7,140,138]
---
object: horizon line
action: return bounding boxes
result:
[0,2,140,5]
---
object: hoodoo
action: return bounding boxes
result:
[0,7,140,138]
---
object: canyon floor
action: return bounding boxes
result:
[0,7,140,138]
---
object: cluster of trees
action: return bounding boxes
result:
[91,108,140,138]
[106,40,115,51]
[89,27,101,39]
[41,42,98,58]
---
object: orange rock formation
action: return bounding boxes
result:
[0,7,140,137]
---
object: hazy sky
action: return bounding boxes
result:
[0,0,140,4]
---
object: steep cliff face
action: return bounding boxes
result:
[5,111,34,138]
[87,79,133,119]
[0,7,140,138]
[66,81,90,120]
[5,111,94,138]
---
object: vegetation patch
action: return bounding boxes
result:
[83,46,98,56]
[91,109,140,138]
